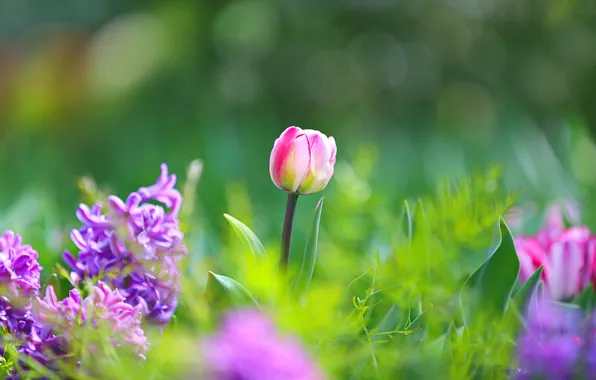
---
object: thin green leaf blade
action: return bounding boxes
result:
[223,213,266,258]
[400,200,413,243]
[512,266,543,311]
[203,272,260,310]
[294,197,324,295]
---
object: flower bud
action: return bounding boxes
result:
[269,126,337,195]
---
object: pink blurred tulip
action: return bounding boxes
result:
[269,126,337,195]
[544,199,581,230]
[515,216,596,301]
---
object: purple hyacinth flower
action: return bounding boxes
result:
[0,231,42,303]
[36,281,148,359]
[202,309,324,380]
[62,164,187,325]
[0,231,66,377]
[515,297,585,379]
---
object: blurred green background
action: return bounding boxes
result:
[1,0,596,266]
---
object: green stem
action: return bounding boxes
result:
[279,192,299,272]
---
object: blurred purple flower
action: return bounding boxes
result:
[62,164,187,325]
[0,231,42,302]
[514,295,596,379]
[36,281,148,359]
[202,309,324,380]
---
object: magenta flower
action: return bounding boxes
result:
[36,281,148,359]
[514,213,596,301]
[202,309,324,380]
[62,164,187,325]
[270,126,337,195]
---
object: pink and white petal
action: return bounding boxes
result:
[304,130,333,172]
[515,238,548,283]
[561,226,590,243]
[297,130,333,194]
[518,251,537,283]
[563,241,584,297]
[269,127,303,187]
[328,136,337,163]
[269,127,302,191]
[545,242,565,300]
[280,134,311,192]
[548,241,583,300]
[582,237,596,288]
[277,126,303,145]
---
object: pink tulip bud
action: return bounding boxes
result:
[515,225,596,301]
[269,126,337,195]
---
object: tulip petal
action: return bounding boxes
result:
[548,241,583,300]
[584,237,596,288]
[515,238,547,283]
[328,136,337,163]
[284,134,311,192]
[269,127,306,192]
[271,132,311,193]
[297,130,334,194]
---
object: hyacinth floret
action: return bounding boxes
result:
[62,164,187,325]
[36,281,148,359]
[0,231,42,301]
[0,231,65,376]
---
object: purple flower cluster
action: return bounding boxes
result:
[202,309,324,380]
[0,231,42,355]
[0,231,41,302]
[516,296,596,379]
[36,281,148,359]
[0,231,64,377]
[0,164,187,378]
[62,164,187,325]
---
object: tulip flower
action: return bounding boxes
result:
[269,126,337,195]
[515,214,596,301]
[269,126,336,272]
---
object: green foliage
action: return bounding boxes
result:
[460,219,521,324]
[512,266,543,312]
[203,271,260,311]
[293,197,324,296]
[5,164,533,380]
[222,213,266,258]
[574,285,596,311]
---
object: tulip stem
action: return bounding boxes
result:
[279,193,299,273]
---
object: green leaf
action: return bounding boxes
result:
[223,213,266,258]
[203,272,260,310]
[460,219,521,323]
[372,304,401,343]
[400,200,413,243]
[349,304,400,380]
[294,197,324,295]
[413,199,425,235]
[512,266,543,311]
[573,286,596,311]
